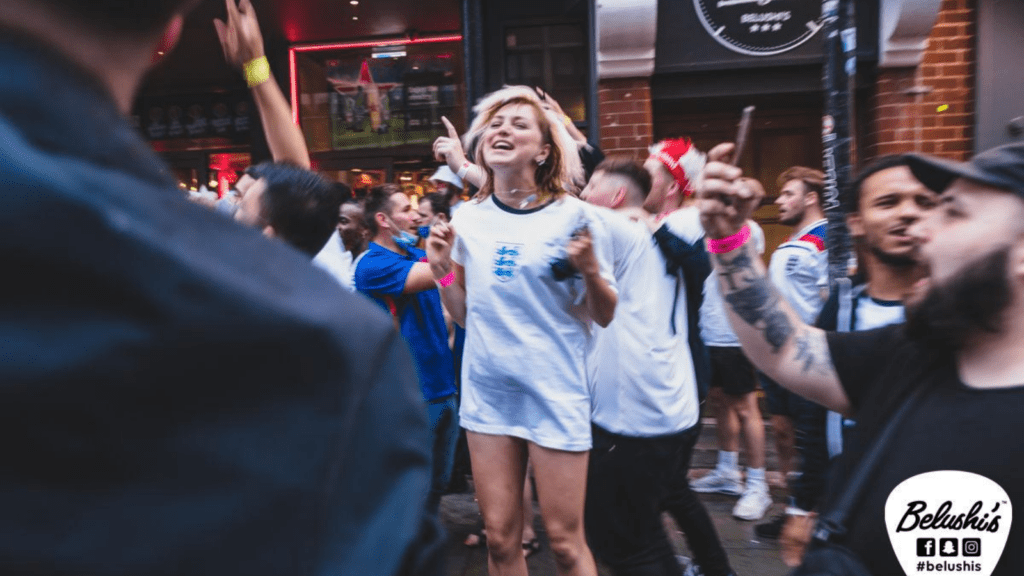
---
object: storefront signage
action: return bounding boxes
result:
[693,0,824,56]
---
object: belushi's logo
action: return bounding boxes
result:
[896,500,1003,534]
[886,471,1012,576]
[493,242,524,282]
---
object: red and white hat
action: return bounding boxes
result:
[648,138,706,197]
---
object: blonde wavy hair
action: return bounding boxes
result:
[463,86,584,200]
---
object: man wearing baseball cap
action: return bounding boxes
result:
[696,140,1024,574]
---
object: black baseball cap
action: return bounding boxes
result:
[904,141,1024,199]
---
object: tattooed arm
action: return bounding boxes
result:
[697,143,850,414]
[713,242,849,413]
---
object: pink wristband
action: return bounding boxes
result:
[436,271,456,287]
[706,225,751,254]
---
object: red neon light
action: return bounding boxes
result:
[292,34,462,53]
[290,48,299,125]
[289,34,462,126]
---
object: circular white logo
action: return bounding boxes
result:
[886,471,1012,576]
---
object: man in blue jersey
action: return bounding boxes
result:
[356,184,459,515]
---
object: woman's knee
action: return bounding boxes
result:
[546,530,587,567]
[486,534,524,565]
[481,517,525,563]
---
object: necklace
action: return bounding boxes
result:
[498,187,546,209]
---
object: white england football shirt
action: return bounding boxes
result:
[451,194,616,451]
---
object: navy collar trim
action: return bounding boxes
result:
[491,193,555,214]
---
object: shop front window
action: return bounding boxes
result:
[504,24,588,125]
[291,37,466,154]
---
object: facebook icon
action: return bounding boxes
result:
[917,538,936,557]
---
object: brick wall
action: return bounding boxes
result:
[867,0,976,161]
[596,78,654,158]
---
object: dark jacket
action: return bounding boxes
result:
[652,224,712,401]
[0,34,442,576]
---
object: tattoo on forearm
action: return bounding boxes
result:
[716,250,752,291]
[793,329,830,375]
[717,248,793,353]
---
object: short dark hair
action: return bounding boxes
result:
[846,155,911,213]
[38,0,199,35]
[594,156,652,198]
[363,184,404,236]
[245,162,342,257]
[778,166,826,209]
[339,196,365,220]
[421,193,450,221]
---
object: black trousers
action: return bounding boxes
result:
[662,420,733,576]
[585,423,733,576]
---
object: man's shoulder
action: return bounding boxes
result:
[829,323,913,364]
[357,243,405,265]
[592,206,646,238]
[661,206,704,244]
[3,116,390,337]
[354,243,419,288]
[786,220,829,253]
[772,225,829,271]
[603,209,654,263]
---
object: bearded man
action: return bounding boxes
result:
[695,141,1024,575]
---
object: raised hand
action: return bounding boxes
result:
[696,142,765,239]
[536,87,585,144]
[433,116,468,170]
[213,0,265,71]
[427,218,457,278]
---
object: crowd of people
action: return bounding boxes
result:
[5,1,1024,576]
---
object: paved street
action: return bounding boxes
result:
[440,419,793,576]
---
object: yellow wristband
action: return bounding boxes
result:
[243,56,271,88]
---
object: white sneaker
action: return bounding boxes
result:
[732,485,772,521]
[690,468,744,496]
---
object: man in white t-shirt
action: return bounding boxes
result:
[581,158,736,576]
[645,141,773,521]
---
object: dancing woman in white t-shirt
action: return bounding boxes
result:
[428,86,617,576]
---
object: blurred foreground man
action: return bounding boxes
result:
[0,1,442,574]
[696,141,1024,575]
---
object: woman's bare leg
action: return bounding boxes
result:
[529,443,597,576]
[467,431,530,576]
[522,460,537,551]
